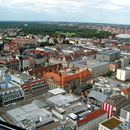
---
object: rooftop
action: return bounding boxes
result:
[77,109,107,126]
[121,87,130,95]
[101,117,122,129]
[43,69,92,85]
[122,105,130,112]
[98,50,120,56]
[47,94,79,107]
[11,73,34,84]
[116,34,130,39]
[49,88,65,95]
[88,90,108,103]
[71,59,108,69]
[114,122,130,130]
[6,103,52,124]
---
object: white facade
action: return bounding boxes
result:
[0,78,7,89]
[0,67,7,77]
[22,59,30,70]
[120,105,130,122]
[116,68,130,81]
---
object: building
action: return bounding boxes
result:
[121,87,130,99]
[4,41,19,52]
[73,83,92,97]
[0,55,31,71]
[0,81,24,106]
[48,88,66,95]
[6,103,53,130]
[0,56,20,71]
[16,56,30,71]
[70,59,109,77]
[11,73,33,84]
[116,34,130,44]
[120,45,130,52]
[98,117,130,130]
[96,50,120,62]
[23,49,49,66]
[0,66,8,78]
[11,73,47,98]
[109,62,120,72]
[116,34,130,39]
[43,68,92,92]
[12,38,37,46]
[120,56,130,68]
[29,64,63,78]
[120,105,130,122]
[75,108,107,130]
[49,53,73,67]
[116,67,130,81]
[46,89,107,130]
[90,77,130,116]
[0,77,7,89]
[21,79,47,98]
[47,94,79,107]
[47,89,84,120]
[87,90,108,107]
[48,46,84,67]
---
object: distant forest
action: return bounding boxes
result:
[0,22,112,39]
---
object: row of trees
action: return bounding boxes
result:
[22,24,112,39]
[0,22,112,39]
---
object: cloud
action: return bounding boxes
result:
[0,0,130,24]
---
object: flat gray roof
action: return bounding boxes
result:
[88,90,108,103]
[71,59,108,69]
[98,50,120,55]
[47,94,79,107]
[123,105,130,112]
[116,34,130,39]
[7,103,52,123]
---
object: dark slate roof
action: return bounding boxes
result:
[74,84,92,95]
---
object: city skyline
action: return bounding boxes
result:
[0,0,130,25]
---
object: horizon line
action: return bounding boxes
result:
[0,20,130,26]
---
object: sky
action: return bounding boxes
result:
[0,0,130,24]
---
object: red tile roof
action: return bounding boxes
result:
[72,52,82,58]
[26,50,49,56]
[120,45,130,51]
[77,109,107,126]
[29,64,63,76]
[121,87,130,95]
[59,54,73,61]
[43,69,92,86]
[8,59,19,64]
[12,38,36,44]
[5,42,17,46]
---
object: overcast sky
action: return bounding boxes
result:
[0,0,130,24]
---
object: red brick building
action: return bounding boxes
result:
[43,68,92,92]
